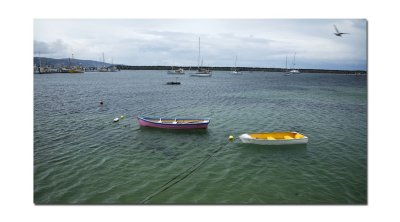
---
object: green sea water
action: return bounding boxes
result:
[34,71,367,204]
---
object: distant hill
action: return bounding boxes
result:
[34,57,113,68]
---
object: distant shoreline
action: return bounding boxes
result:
[117,65,367,74]
[33,57,367,74]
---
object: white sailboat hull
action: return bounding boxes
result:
[190,73,212,77]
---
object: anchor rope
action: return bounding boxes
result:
[141,145,224,203]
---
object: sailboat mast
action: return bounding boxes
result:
[102,53,105,68]
[198,37,201,69]
[235,56,237,68]
[285,55,288,70]
[293,52,296,67]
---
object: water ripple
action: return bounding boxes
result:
[34,71,367,204]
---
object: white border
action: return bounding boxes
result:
[1,0,400,222]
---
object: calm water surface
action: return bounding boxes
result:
[34,71,367,204]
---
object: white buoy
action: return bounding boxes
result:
[113,118,119,122]
[229,135,234,141]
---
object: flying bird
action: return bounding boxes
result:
[333,25,349,37]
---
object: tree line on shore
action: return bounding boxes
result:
[34,57,366,74]
[116,65,367,74]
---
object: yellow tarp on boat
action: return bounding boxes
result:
[250,132,305,140]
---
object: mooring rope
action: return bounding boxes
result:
[141,145,224,203]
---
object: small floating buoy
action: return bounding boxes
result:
[229,135,234,141]
[120,115,124,119]
[100,100,104,105]
[113,118,119,122]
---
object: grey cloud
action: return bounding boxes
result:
[34,39,68,55]
[34,19,367,70]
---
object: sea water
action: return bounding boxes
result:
[34,71,367,204]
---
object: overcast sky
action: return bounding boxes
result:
[34,19,367,70]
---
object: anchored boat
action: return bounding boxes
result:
[191,69,212,77]
[167,67,185,74]
[288,52,301,74]
[190,37,212,77]
[166,81,181,85]
[137,116,210,129]
[232,56,242,74]
[239,131,308,145]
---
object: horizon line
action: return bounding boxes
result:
[33,56,367,72]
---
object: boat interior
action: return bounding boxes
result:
[249,132,305,140]
[146,118,208,124]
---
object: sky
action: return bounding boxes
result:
[34,19,367,70]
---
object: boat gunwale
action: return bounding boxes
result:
[137,116,210,125]
[244,132,308,141]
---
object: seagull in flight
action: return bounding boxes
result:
[333,25,349,37]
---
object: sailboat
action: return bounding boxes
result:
[167,66,185,74]
[191,37,212,77]
[232,56,242,74]
[284,55,291,76]
[289,52,300,74]
[98,53,109,72]
[109,57,119,72]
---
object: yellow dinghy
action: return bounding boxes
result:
[239,132,308,145]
